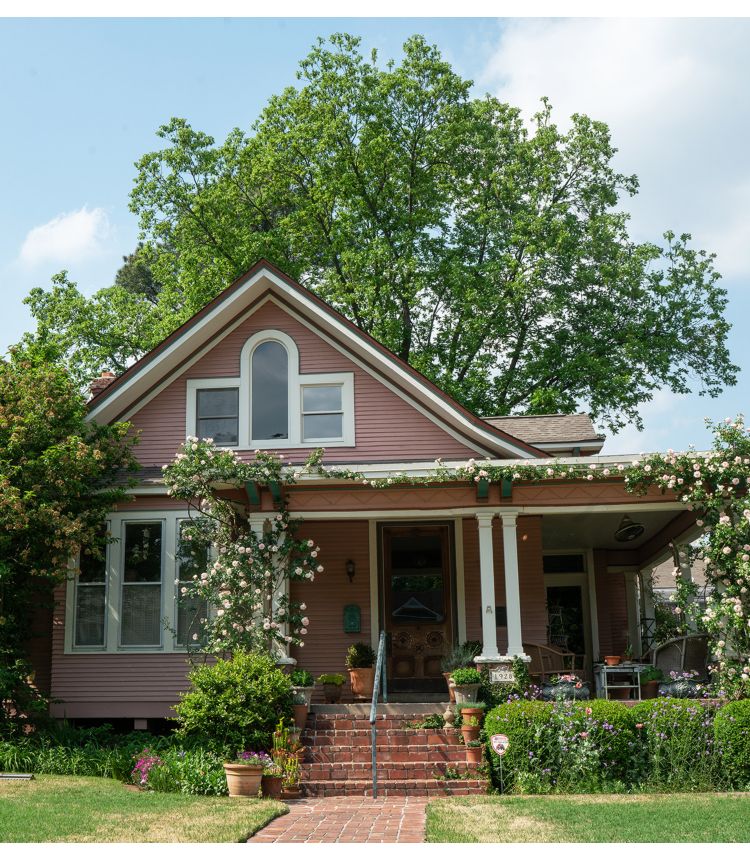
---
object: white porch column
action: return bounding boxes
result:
[476,512,500,659]
[501,513,526,658]
[623,570,642,659]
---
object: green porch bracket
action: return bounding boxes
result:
[476,477,490,500]
[501,478,513,499]
[268,480,283,506]
[244,481,261,506]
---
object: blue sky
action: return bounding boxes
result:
[1,17,748,455]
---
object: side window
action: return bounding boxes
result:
[176,522,209,647]
[196,388,239,445]
[301,384,344,441]
[74,527,108,647]
[251,340,289,440]
[121,521,163,647]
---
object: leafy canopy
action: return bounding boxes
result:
[23,34,736,431]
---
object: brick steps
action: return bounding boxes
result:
[298,705,488,798]
[302,777,487,798]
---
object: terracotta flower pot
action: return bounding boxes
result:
[223,763,263,797]
[293,703,309,730]
[604,655,621,666]
[261,774,283,798]
[443,672,456,703]
[466,745,484,765]
[641,679,659,700]
[281,786,302,799]
[461,724,480,744]
[348,667,375,699]
[459,706,484,724]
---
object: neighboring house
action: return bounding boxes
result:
[40,261,701,724]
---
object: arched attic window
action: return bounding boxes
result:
[251,339,289,441]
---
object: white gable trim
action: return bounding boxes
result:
[87,266,537,459]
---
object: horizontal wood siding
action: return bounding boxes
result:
[462,516,547,651]
[290,521,371,702]
[129,301,481,468]
[594,549,629,658]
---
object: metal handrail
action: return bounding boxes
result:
[370,630,388,798]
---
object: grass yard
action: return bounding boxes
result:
[426,793,750,842]
[0,775,286,843]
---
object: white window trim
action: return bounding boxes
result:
[184,329,355,449]
[65,510,191,655]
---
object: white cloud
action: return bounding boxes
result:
[19,206,111,267]
[481,18,750,277]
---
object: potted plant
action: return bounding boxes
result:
[461,713,481,744]
[223,751,271,797]
[604,655,622,666]
[465,739,484,765]
[289,669,314,708]
[540,673,590,701]
[272,719,304,799]
[292,689,309,730]
[639,666,663,699]
[345,642,376,699]
[261,761,284,798]
[317,673,346,703]
[440,642,479,702]
[451,667,482,703]
[458,701,486,724]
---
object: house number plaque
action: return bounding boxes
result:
[490,668,514,684]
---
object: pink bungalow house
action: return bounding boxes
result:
[41,261,700,724]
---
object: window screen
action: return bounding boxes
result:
[121,522,162,646]
[74,528,107,647]
[196,388,239,446]
[302,384,343,441]
[176,522,209,647]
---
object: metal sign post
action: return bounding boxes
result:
[490,733,510,794]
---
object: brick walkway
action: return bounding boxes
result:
[248,796,427,843]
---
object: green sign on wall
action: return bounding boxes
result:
[343,604,361,633]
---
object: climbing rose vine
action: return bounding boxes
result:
[626,417,750,698]
[162,440,322,658]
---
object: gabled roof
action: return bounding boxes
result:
[87,260,546,459]
[484,414,605,452]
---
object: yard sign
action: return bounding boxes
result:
[491,734,509,756]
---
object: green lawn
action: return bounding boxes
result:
[427,794,750,842]
[0,775,286,843]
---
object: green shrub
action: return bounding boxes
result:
[173,651,293,755]
[484,700,551,791]
[142,748,228,796]
[317,673,345,685]
[630,698,722,790]
[451,667,482,685]
[289,669,314,687]
[345,642,376,669]
[714,699,750,788]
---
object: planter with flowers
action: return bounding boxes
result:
[541,673,590,701]
[223,751,272,797]
[261,761,284,798]
[659,670,702,698]
[290,669,315,708]
[317,673,346,704]
[440,642,480,703]
[292,689,309,730]
[345,642,376,699]
[451,667,482,703]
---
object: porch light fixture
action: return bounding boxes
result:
[346,559,356,583]
[614,515,645,542]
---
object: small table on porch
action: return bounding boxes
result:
[594,663,650,700]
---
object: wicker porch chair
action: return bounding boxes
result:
[652,634,710,681]
[523,641,585,685]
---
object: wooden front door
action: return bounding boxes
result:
[381,523,455,691]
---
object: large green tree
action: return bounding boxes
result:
[23,34,737,431]
[0,348,137,733]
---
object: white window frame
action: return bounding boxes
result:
[184,329,355,448]
[69,522,111,651]
[119,518,166,650]
[65,511,190,654]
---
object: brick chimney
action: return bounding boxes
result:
[89,370,117,400]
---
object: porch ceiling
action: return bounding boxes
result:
[541,509,682,552]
